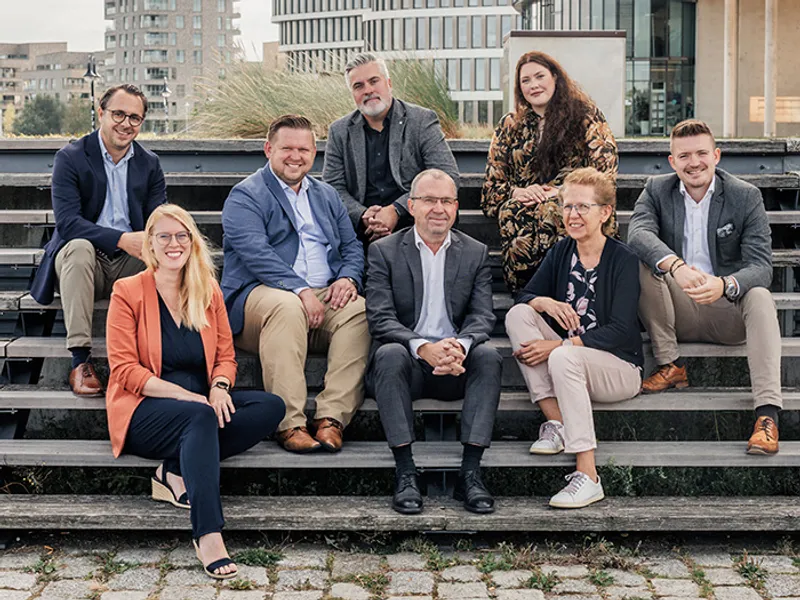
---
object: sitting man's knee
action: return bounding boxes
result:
[374,343,412,369]
[470,343,502,370]
[60,239,96,263]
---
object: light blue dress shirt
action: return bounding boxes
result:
[95,133,134,233]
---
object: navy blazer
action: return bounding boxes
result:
[221,163,365,336]
[30,131,166,305]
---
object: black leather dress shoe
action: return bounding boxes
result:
[392,471,423,514]
[454,469,495,514]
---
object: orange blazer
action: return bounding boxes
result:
[105,270,238,457]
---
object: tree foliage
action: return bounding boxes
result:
[13,95,64,135]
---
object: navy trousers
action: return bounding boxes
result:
[124,390,285,538]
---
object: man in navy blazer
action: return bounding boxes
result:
[222,115,370,454]
[30,84,166,397]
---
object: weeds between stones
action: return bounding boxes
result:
[589,569,615,587]
[524,569,561,592]
[735,551,768,592]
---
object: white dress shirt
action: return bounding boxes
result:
[408,227,472,359]
[271,164,333,293]
[95,133,134,233]
[680,178,716,275]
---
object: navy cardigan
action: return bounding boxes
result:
[515,236,644,368]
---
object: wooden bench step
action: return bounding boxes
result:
[1,439,799,468]
[0,494,797,532]
[0,386,797,412]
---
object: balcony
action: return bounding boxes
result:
[140,15,170,28]
[143,0,172,10]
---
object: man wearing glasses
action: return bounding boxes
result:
[365,169,501,515]
[31,84,166,397]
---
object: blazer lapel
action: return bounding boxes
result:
[85,131,108,222]
[707,175,724,271]
[141,271,162,377]
[671,184,685,257]
[401,230,424,324]
[388,100,406,189]
[444,233,461,323]
[262,163,298,230]
[347,118,367,203]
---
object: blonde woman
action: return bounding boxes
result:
[106,204,285,579]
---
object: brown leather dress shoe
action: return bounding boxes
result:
[277,426,321,453]
[69,362,104,397]
[312,417,344,452]
[641,362,689,394]
[747,416,779,455]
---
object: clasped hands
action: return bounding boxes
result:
[417,338,466,376]
[666,259,725,305]
[512,184,559,207]
[514,297,580,366]
[299,277,358,329]
[362,204,399,241]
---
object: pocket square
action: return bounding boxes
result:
[716,223,735,238]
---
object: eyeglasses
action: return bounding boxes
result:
[153,231,192,246]
[560,203,603,215]
[108,109,144,127]
[410,196,458,207]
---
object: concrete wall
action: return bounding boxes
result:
[696,0,800,137]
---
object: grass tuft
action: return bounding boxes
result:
[524,569,561,592]
[735,551,768,592]
[232,547,284,568]
[228,578,257,590]
[589,569,615,587]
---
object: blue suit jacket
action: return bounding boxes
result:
[30,130,166,305]
[221,163,365,336]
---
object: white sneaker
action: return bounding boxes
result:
[529,420,565,455]
[549,471,605,509]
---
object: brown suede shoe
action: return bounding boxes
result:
[641,362,689,394]
[312,417,344,453]
[747,416,779,455]
[69,362,104,397]
[277,426,321,453]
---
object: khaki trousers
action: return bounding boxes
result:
[235,285,370,432]
[638,262,782,409]
[54,238,145,349]
[506,304,642,453]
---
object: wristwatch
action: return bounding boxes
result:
[346,277,358,289]
[561,338,574,347]
[722,276,739,302]
[213,380,230,392]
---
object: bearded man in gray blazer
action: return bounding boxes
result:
[628,119,782,455]
[365,169,501,516]
[323,52,460,243]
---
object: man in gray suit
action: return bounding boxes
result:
[628,119,782,455]
[323,52,460,243]
[366,169,502,515]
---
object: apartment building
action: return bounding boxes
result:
[0,42,69,110]
[21,51,102,105]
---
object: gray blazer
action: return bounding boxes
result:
[627,168,773,295]
[365,227,495,365]
[323,99,460,228]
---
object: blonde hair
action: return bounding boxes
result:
[558,167,617,237]
[142,204,217,331]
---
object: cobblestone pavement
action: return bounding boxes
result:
[1,532,799,600]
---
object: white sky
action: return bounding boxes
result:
[0,0,278,61]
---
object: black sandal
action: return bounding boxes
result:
[192,539,238,580]
[151,463,190,509]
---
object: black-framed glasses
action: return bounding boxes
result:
[153,231,192,246]
[410,196,458,207]
[109,109,144,127]
[560,203,603,215]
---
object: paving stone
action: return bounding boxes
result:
[751,556,800,574]
[489,570,533,588]
[553,579,598,594]
[551,594,603,600]
[437,581,490,599]
[767,575,800,597]
[386,597,433,600]
[167,546,201,568]
[165,567,212,587]
[441,565,483,582]
[331,553,384,578]
[441,551,478,564]
[38,578,98,599]
[387,571,435,595]
[0,571,37,589]
[276,568,328,590]
[101,592,151,600]
[0,592,30,600]
[702,568,746,586]
[494,590,546,600]
[713,587,764,600]
[387,553,428,571]
[218,591,267,600]
[56,555,98,579]
[605,585,653,600]
[278,548,329,569]
[644,560,691,579]
[329,582,372,600]
[651,579,700,597]
[158,587,218,600]
[656,597,704,600]
[604,569,647,587]
[687,552,734,569]
[228,564,270,586]
[113,548,165,565]
[107,567,161,591]
[273,591,324,600]
[539,564,590,579]
[0,551,41,570]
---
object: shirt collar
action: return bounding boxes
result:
[269,161,309,195]
[98,131,134,166]
[413,227,451,253]
[679,176,716,204]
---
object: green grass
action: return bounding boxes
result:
[228,578,258,590]
[336,572,390,596]
[589,569,615,587]
[232,547,284,568]
[524,569,561,592]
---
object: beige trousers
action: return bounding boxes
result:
[236,285,370,432]
[637,262,782,409]
[54,238,145,349]
[505,304,642,453]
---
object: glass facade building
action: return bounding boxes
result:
[518,0,696,136]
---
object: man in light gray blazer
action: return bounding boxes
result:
[365,169,501,516]
[323,52,460,243]
[628,119,782,455]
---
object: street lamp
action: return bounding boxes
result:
[83,55,101,130]
[161,76,172,134]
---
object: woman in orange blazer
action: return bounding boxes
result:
[106,204,284,580]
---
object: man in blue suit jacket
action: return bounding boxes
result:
[222,115,369,454]
[30,84,166,396]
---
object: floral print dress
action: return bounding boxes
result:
[565,252,598,337]
[481,106,619,293]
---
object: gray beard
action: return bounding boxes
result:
[359,99,388,118]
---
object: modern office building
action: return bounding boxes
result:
[0,43,70,110]
[103,0,243,132]
[21,51,103,105]
[271,0,522,125]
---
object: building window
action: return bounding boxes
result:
[218,34,226,47]
[430,17,441,49]
[176,15,184,28]
[194,33,202,46]
[460,58,470,90]
[468,0,478,5]
[193,49,202,63]
[490,57,500,90]
[404,17,414,49]
[218,0,226,9]
[474,58,485,90]
[463,100,474,122]
[443,16,453,48]
[447,58,457,90]
[501,15,511,39]
[457,17,467,48]
[194,15,202,28]
[416,18,426,49]
[194,0,201,10]
[472,16,482,47]
[176,49,185,63]
[486,15,497,47]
